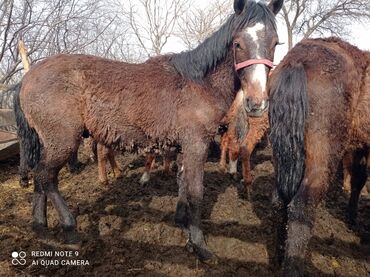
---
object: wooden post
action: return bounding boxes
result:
[17,40,30,73]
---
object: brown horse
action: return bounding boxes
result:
[269,37,370,276]
[140,152,173,184]
[87,140,123,185]
[14,0,283,261]
[219,112,268,187]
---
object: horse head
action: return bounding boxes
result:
[233,0,283,117]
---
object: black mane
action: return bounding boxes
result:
[170,0,277,83]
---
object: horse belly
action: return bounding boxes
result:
[87,119,178,155]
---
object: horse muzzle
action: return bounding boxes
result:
[244,98,269,117]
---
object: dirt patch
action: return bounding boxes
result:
[0,146,369,276]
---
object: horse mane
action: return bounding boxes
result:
[169,0,277,83]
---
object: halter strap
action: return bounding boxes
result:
[235,59,274,71]
[233,42,274,71]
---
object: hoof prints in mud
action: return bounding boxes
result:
[0,149,369,276]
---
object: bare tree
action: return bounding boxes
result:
[125,0,191,57]
[177,0,232,50]
[0,0,131,85]
[281,0,370,50]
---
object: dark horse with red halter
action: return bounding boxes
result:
[269,37,370,276]
[14,0,283,261]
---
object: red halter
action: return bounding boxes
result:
[233,43,274,71]
[235,59,274,71]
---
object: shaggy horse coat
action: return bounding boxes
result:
[15,0,283,261]
[269,37,370,276]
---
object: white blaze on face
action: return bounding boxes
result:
[245,22,267,94]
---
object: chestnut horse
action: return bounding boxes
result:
[140,152,173,185]
[85,139,123,185]
[14,0,283,261]
[219,113,268,187]
[269,37,370,276]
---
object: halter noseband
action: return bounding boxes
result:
[233,43,274,71]
[235,59,274,71]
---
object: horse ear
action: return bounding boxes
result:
[268,0,284,15]
[234,0,246,15]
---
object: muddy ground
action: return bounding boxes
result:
[0,144,369,276]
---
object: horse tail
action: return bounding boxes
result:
[13,82,42,169]
[269,63,308,204]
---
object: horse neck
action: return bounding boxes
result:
[206,50,238,111]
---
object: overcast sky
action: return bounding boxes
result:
[274,20,369,62]
[162,0,369,63]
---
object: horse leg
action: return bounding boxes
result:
[140,153,155,184]
[33,155,78,244]
[241,115,269,194]
[347,147,369,225]
[175,153,187,226]
[240,128,262,185]
[283,151,335,276]
[97,143,109,185]
[19,143,30,188]
[240,145,252,186]
[228,138,240,180]
[175,140,215,262]
[32,171,47,236]
[342,152,352,193]
[219,134,228,172]
[84,138,97,162]
[239,134,261,199]
[163,152,171,173]
[107,148,122,180]
[271,188,287,266]
[67,148,83,173]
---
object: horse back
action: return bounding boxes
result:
[20,53,222,152]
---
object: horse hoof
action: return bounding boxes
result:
[185,241,194,253]
[219,164,227,173]
[100,180,110,186]
[19,179,30,188]
[69,162,84,173]
[139,172,150,185]
[345,215,358,230]
[271,251,284,267]
[32,222,51,239]
[63,229,81,246]
[186,241,218,264]
[174,202,189,228]
[232,173,241,181]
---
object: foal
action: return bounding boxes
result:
[140,152,173,185]
[86,139,123,185]
[269,37,370,276]
[219,112,268,187]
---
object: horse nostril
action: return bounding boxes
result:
[244,98,269,113]
[244,97,255,111]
